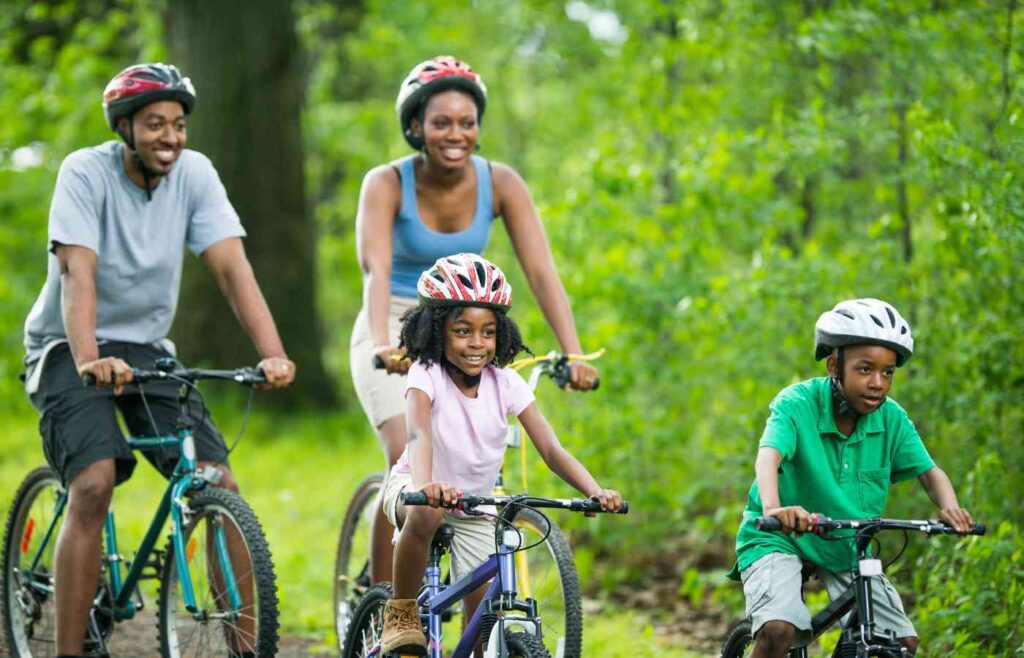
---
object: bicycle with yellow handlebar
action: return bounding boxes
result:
[332,350,604,658]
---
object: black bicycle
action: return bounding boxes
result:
[721,516,985,658]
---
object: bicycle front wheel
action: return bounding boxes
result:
[157,487,278,658]
[342,582,393,658]
[2,466,64,658]
[505,629,552,658]
[512,507,582,658]
[720,617,753,657]
[333,472,384,652]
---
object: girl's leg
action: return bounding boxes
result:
[381,503,441,654]
[370,414,406,582]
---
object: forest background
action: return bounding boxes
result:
[1,0,1022,655]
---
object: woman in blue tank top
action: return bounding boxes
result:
[349,56,599,583]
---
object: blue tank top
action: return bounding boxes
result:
[390,155,496,298]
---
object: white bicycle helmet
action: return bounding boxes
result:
[814,298,914,366]
[417,253,512,311]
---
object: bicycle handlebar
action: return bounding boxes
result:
[82,362,267,388]
[755,515,986,536]
[401,491,629,515]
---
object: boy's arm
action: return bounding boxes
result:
[405,389,457,507]
[756,447,813,534]
[518,402,622,511]
[917,466,973,533]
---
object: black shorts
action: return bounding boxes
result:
[28,342,229,487]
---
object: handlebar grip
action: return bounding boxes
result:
[372,355,386,370]
[971,522,986,536]
[82,374,97,387]
[756,517,783,532]
[401,491,429,506]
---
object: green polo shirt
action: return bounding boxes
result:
[730,377,935,577]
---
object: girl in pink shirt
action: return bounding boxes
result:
[377,254,622,656]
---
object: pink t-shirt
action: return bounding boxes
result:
[394,362,535,496]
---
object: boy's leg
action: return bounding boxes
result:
[741,553,814,658]
[820,570,918,654]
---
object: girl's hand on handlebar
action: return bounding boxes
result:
[568,360,599,391]
[374,346,410,375]
[78,357,133,395]
[256,356,295,390]
[939,506,974,535]
[764,505,815,536]
[417,481,460,508]
[586,487,623,516]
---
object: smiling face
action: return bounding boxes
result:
[828,344,898,415]
[118,100,187,183]
[411,90,479,169]
[443,306,497,385]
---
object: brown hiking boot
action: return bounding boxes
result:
[381,598,426,655]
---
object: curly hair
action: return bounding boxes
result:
[398,304,529,368]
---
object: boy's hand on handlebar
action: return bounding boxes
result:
[374,346,411,375]
[764,505,815,536]
[256,356,295,390]
[78,357,133,395]
[586,488,623,516]
[939,506,974,535]
[417,481,461,508]
[568,361,599,391]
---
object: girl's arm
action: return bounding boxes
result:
[518,402,621,511]
[493,163,597,391]
[355,165,407,375]
[406,388,457,507]
[917,466,973,533]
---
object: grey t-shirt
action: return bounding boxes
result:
[23,141,246,365]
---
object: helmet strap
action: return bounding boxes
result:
[442,357,482,389]
[830,348,860,419]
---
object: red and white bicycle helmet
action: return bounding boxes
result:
[814,298,914,366]
[417,253,512,311]
[102,63,196,131]
[396,56,487,149]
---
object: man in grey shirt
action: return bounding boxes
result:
[21,63,294,658]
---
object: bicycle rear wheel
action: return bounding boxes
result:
[2,466,65,658]
[511,507,582,658]
[720,617,753,657]
[333,472,385,652]
[157,487,278,657]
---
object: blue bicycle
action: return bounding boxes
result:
[342,491,628,658]
[1,359,278,658]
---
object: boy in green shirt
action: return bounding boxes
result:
[731,298,974,657]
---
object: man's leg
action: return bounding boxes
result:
[371,413,406,583]
[55,459,116,655]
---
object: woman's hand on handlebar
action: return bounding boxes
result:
[256,356,296,390]
[764,505,815,536]
[939,506,975,535]
[586,487,623,516]
[374,345,410,375]
[416,481,461,508]
[78,357,133,395]
[568,360,599,391]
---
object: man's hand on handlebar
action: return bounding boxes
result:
[764,505,816,536]
[77,357,133,395]
[256,356,296,390]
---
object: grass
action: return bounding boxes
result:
[0,399,701,654]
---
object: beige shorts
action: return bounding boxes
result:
[382,469,496,581]
[350,296,419,428]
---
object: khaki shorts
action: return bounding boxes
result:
[350,296,419,428]
[741,552,916,647]
[382,469,496,581]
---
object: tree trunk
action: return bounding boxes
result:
[166,0,335,406]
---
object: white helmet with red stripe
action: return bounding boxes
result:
[417,253,512,311]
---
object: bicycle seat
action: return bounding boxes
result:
[431,524,455,552]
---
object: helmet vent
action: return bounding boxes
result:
[900,326,907,334]
[491,277,502,291]
[870,314,884,328]
[885,306,896,327]
[835,309,855,320]
[457,274,472,287]
[473,261,486,284]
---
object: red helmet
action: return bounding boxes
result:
[102,63,196,131]
[396,56,487,149]
[417,254,512,311]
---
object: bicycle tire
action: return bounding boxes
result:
[342,582,394,658]
[333,471,385,652]
[2,466,68,658]
[511,506,582,658]
[720,617,753,657]
[505,629,553,658]
[157,486,278,657]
